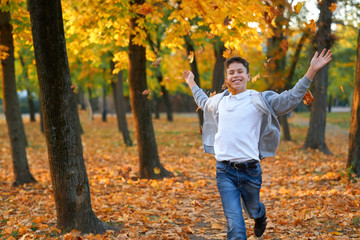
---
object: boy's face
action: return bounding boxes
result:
[225,62,250,95]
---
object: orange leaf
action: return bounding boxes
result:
[222,48,232,59]
[188,51,194,63]
[138,3,153,16]
[294,1,305,14]
[206,31,214,39]
[142,89,150,95]
[252,73,261,83]
[340,85,344,93]
[328,3,337,12]
[280,39,288,52]
[152,57,162,67]
[303,90,314,105]
[305,19,317,34]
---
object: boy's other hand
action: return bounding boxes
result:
[183,70,197,88]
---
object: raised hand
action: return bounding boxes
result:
[309,49,333,72]
[305,49,333,80]
[183,70,197,88]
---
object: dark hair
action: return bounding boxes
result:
[224,56,249,74]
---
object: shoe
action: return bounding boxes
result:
[254,215,267,237]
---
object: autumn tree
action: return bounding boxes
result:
[28,0,111,233]
[128,0,172,179]
[0,7,36,186]
[348,28,360,177]
[304,0,336,154]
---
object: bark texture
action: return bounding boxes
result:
[348,29,360,177]
[128,0,172,179]
[304,0,336,155]
[0,9,36,186]
[28,0,110,233]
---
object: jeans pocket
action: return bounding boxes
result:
[246,164,262,177]
[216,162,228,174]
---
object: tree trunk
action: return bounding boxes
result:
[28,0,111,233]
[110,68,132,146]
[19,55,36,122]
[348,29,360,177]
[102,71,107,122]
[211,41,226,93]
[156,70,173,122]
[185,37,203,132]
[266,10,291,141]
[78,88,86,110]
[40,106,44,133]
[87,87,94,120]
[153,93,161,119]
[129,0,172,179]
[26,89,36,122]
[303,0,336,155]
[0,9,36,186]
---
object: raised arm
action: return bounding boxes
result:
[305,49,332,80]
[183,70,211,111]
[183,70,197,88]
[264,49,333,116]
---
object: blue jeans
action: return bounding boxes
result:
[216,161,265,240]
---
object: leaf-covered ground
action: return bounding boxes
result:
[0,112,359,240]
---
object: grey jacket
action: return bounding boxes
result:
[191,76,312,159]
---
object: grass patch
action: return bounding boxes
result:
[295,111,351,130]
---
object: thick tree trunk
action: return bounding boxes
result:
[129,0,172,179]
[28,0,111,233]
[185,37,203,132]
[304,0,335,155]
[0,9,36,186]
[211,42,226,93]
[348,29,360,177]
[110,68,132,146]
[40,106,44,133]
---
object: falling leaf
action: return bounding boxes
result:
[138,3,153,16]
[328,3,337,12]
[197,46,204,54]
[340,85,344,93]
[209,91,217,97]
[303,89,314,105]
[206,31,214,39]
[188,51,194,63]
[223,16,231,26]
[305,19,317,34]
[252,73,261,83]
[294,1,305,14]
[264,57,272,68]
[280,39,288,52]
[142,89,151,95]
[70,84,77,93]
[153,167,161,174]
[152,57,162,67]
[192,200,201,207]
[222,48,232,59]
[196,106,200,112]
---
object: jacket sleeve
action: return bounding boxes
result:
[191,85,209,110]
[263,75,312,116]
